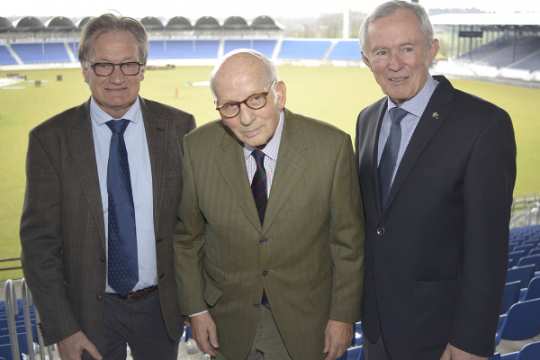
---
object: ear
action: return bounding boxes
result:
[82,64,90,84]
[274,81,287,110]
[362,53,372,71]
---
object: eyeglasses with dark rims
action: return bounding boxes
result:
[89,61,144,77]
[215,80,276,118]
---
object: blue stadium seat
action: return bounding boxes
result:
[337,345,363,360]
[0,45,17,66]
[501,281,522,314]
[518,341,540,360]
[517,255,540,272]
[506,265,535,288]
[148,40,219,59]
[328,40,362,61]
[496,298,540,344]
[508,250,526,264]
[223,40,277,58]
[279,40,332,60]
[520,276,540,301]
[11,42,71,64]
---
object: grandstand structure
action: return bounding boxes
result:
[431,13,540,83]
[0,15,362,70]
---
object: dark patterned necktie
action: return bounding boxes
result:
[378,107,408,208]
[106,119,138,296]
[251,149,267,225]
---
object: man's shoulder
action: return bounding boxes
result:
[31,102,88,137]
[358,98,386,121]
[184,120,224,147]
[286,110,349,141]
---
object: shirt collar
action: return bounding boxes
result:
[243,111,285,161]
[386,76,439,118]
[90,96,141,126]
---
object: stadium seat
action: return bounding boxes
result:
[501,281,522,314]
[337,345,363,360]
[520,276,540,301]
[506,265,535,288]
[518,340,540,360]
[508,250,526,264]
[517,255,540,272]
[496,298,540,344]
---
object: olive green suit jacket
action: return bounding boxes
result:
[175,109,364,360]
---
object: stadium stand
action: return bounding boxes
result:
[149,40,220,59]
[461,37,540,70]
[279,39,332,60]
[0,46,17,66]
[10,43,71,64]
[328,40,362,61]
[223,39,277,58]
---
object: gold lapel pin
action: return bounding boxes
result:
[432,112,440,119]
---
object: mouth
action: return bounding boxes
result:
[242,127,262,139]
[388,76,408,85]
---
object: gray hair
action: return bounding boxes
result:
[79,14,148,65]
[210,49,278,99]
[359,1,433,53]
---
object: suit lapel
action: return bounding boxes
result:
[215,127,262,231]
[384,76,454,212]
[68,101,106,251]
[368,101,387,218]
[263,110,307,233]
[140,97,168,236]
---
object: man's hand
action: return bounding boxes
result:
[440,343,487,360]
[323,320,353,360]
[57,331,102,360]
[190,312,220,357]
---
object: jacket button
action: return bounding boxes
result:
[376,227,385,236]
[99,256,105,263]
[259,237,268,244]
[262,270,269,276]
[96,293,103,301]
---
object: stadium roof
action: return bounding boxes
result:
[141,16,164,30]
[223,16,249,30]
[166,16,192,30]
[0,17,14,32]
[194,16,220,30]
[431,13,540,26]
[46,16,76,31]
[251,15,281,31]
[14,16,45,31]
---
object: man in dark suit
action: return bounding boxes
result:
[356,2,516,360]
[174,50,364,360]
[20,14,195,360]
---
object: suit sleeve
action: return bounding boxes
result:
[20,130,80,344]
[450,109,516,356]
[174,135,207,315]
[328,134,365,323]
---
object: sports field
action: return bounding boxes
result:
[1,65,539,280]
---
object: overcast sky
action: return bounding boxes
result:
[4,0,540,18]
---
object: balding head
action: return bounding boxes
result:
[210,49,286,148]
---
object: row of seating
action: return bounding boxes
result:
[0,38,363,66]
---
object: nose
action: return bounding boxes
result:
[387,50,403,71]
[238,103,255,127]
[108,65,125,83]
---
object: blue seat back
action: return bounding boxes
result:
[519,340,540,360]
[501,281,522,314]
[524,276,540,301]
[501,298,540,341]
[506,265,535,288]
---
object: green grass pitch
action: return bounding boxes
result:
[1,65,539,280]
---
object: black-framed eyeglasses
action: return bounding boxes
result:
[216,81,276,118]
[89,61,144,77]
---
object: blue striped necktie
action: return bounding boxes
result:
[106,119,138,296]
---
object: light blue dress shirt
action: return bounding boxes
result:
[243,111,285,195]
[377,76,439,184]
[90,97,157,293]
